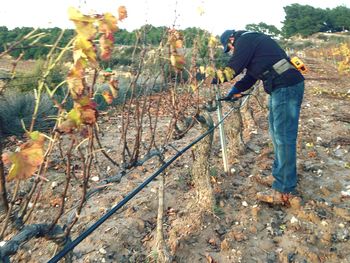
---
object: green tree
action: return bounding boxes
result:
[282,4,328,37]
[115,29,135,45]
[245,22,281,38]
[0,26,9,53]
[327,6,350,32]
[1,27,74,60]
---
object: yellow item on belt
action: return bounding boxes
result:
[290,56,307,74]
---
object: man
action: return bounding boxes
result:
[217,29,305,206]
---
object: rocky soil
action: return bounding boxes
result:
[3,57,350,263]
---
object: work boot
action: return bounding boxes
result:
[251,174,274,187]
[256,189,298,206]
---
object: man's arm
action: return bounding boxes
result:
[234,74,258,93]
[227,37,256,77]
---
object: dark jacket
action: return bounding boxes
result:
[227,31,304,93]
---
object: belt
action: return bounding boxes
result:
[260,58,295,80]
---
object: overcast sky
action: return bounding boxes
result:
[0,0,348,35]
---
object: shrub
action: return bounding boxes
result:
[9,59,68,93]
[0,74,164,137]
[0,91,58,136]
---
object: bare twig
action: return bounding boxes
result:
[0,180,20,238]
[64,126,94,238]
[0,139,9,214]
[49,137,75,230]
[93,124,119,166]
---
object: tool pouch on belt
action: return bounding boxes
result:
[262,71,277,94]
[259,58,295,94]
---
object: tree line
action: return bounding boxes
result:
[0,4,349,60]
[282,4,350,37]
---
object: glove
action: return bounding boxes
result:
[227,86,241,98]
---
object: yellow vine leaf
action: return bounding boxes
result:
[197,6,205,16]
[76,97,98,124]
[77,95,92,107]
[175,39,183,49]
[68,7,96,40]
[67,65,85,99]
[191,84,198,92]
[80,106,98,124]
[2,132,45,181]
[57,107,81,133]
[68,107,82,126]
[68,7,94,23]
[224,67,235,81]
[208,35,217,48]
[109,79,119,98]
[74,36,97,65]
[118,6,128,21]
[170,55,176,68]
[99,34,114,61]
[57,100,98,133]
[205,66,216,78]
[168,29,185,71]
[29,131,41,140]
[102,91,113,104]
[332,43,350,73]
[170,54,185,71]
[76,21,97,40]
[305,142,314,148]
[99,12,118,34]
[98,13,118,61]
[216,69,225,83]
[57,119,77,134]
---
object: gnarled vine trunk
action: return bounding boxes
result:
[0,223,72,262]
[191,111,215,210]
[225,108,246,164]
[155,174,172,263]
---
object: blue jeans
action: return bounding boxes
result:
[269,81,304,193]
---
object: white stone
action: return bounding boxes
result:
[290,216,299,224]
[91,176,100,182]
[99,248,107,254]
[341,190,350,197]
[51,181,58,189]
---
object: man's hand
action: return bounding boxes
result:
[227,86,241,98]
[218,86,242,101]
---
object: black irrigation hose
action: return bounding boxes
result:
[48,96,249,263]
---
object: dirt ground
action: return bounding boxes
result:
[4,57,350,263]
